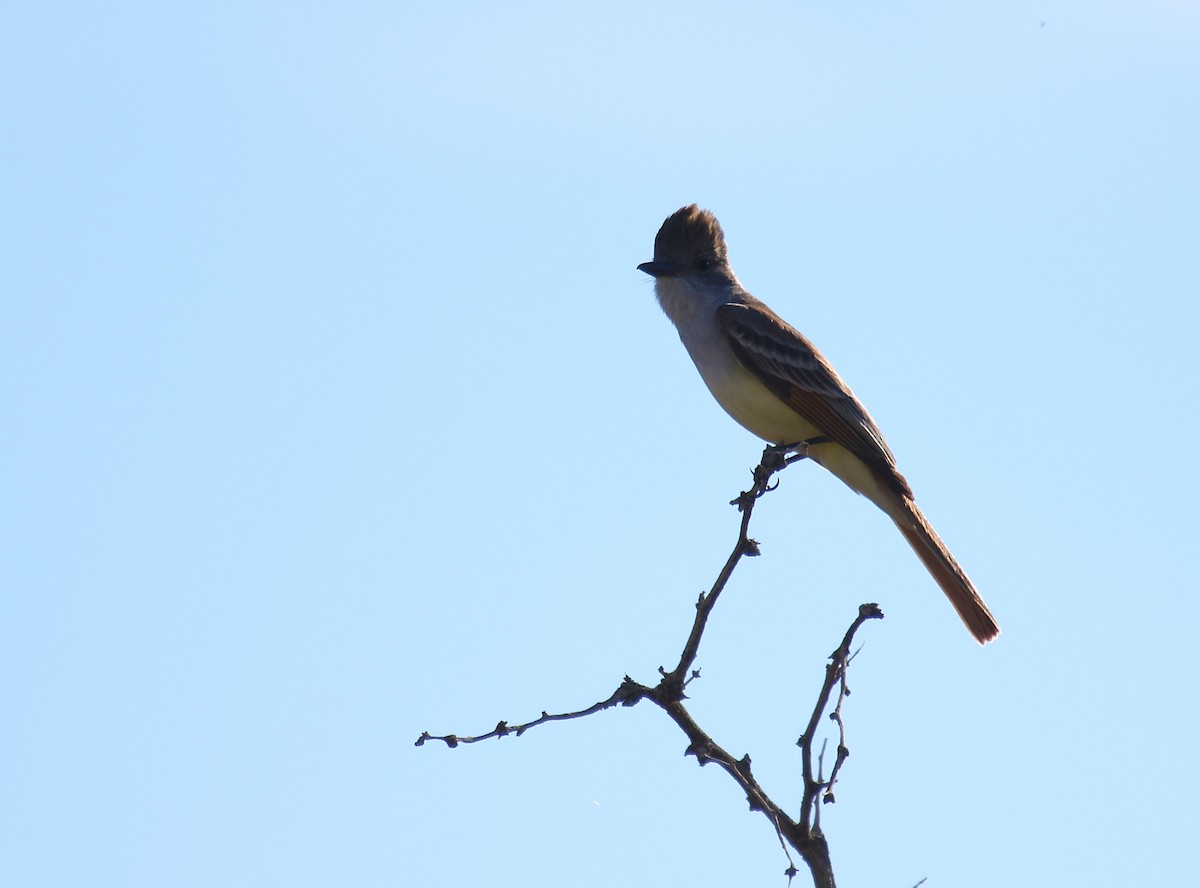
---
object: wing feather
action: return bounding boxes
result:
[716,301,911,499]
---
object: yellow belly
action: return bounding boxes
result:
[700,358,904,522]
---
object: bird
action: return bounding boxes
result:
[639,204,999,643]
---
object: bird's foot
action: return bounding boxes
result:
[776,436,830,465]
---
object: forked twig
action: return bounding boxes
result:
[417,442,882,888]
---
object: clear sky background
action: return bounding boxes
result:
[4,2,1197,886]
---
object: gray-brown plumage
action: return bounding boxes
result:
[640,205,999,644]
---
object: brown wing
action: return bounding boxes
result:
[716,301,911,499]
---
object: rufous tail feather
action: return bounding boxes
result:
[894,497,1000,644]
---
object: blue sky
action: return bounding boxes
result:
[3,2,1198,885]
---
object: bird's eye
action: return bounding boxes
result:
[695,258,712,272]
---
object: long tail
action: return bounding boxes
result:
[893,497,1000,644]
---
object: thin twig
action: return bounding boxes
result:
[797,604,884,834]
[662,442,816,695]
[414,677,648,747]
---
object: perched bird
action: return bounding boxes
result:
[639,205,999,643]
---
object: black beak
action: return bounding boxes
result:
[637,260,676,278]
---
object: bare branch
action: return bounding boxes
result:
[416,442,883,888]
[797,604,884,833]
[414,677,649,747]
[662,441,819,694]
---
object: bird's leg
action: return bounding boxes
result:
[780,436,830,465]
